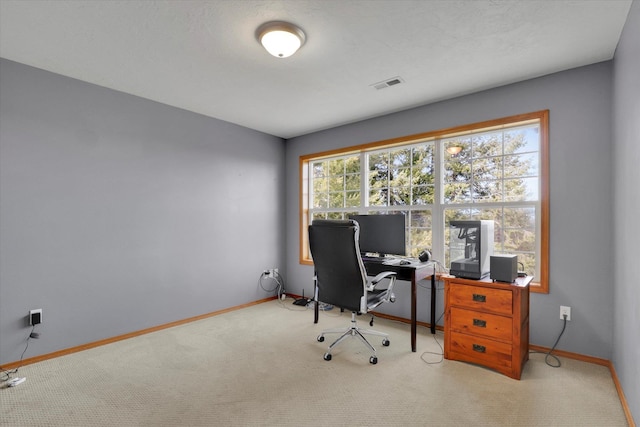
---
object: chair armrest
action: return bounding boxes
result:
[370,271,396,286]
[369,271,397,292]
[367,271,398,307]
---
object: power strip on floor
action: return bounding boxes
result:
[6,377,26,387]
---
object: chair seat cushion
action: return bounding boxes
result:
[367,288,389,308]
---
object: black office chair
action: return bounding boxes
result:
[308,219,397,364]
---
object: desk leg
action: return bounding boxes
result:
[411,275,417,352]
[430,273,436,334]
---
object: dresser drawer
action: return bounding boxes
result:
[448,331,512,368]
[449,284,512,315]
[449,307,512,342]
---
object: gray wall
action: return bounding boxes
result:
[0,59,286,365]
[613,0,640,421]
[285,62,615,360]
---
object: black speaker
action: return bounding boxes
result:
[490,255,518,283]
[418,249,431,263]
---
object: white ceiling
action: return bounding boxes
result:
[0,0,632,139]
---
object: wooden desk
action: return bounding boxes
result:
[443,275,532,379]
[314,260,435,352]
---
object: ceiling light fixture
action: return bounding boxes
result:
[256,21,306,58]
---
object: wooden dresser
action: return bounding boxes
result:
[443,275,532,380]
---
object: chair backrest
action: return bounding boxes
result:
[308,219,368,313]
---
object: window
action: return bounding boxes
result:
[300,111,549,293]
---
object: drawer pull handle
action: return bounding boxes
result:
[472,294,486,303]
[473,344,486,353]
[473,319,487,328]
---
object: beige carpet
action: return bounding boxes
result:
[0,299,628,426]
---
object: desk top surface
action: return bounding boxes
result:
[363,258,435,281]
[363,257,429,267]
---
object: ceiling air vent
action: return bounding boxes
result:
[371,76,405,90]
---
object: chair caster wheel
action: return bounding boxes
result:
[324,353,332,361]
[369,356,378,364]
[382,338,390,346]
[317,335,325,342]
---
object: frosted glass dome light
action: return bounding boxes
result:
[257,21,306,58]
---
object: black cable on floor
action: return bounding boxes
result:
[0,325,35,382]
[421,331,445,365]
[531,315,568,368]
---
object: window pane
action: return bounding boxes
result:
[390,167,411,187]
[516,252,537,278]
[412,145,434,203]
[504,177,538,201]
[310,153,361,213]
[412,145,434,163]
[473,156,503,181]
[444,126,540,206]
[329,192,344,208]
[503,206,536,229]
[345,191,360,207]
[329,175,344,190]
[412,185,434,205]
[369,149,389,207]
[473,132,503,157]
[391,148,411,168]
[409,210,432,257]
[313,177,327,194]
[389,187,410,205]
[369,188,387,206]
[502,228,536,253]
[473,180,503,202]
[328,158,344,173]
[313,192,328,208]
[411,211,432,228]
[504,153,538,178]
[444,182,471,203]
[412,165,434,185]
[369,152,389,171]
[444,157,471,183]
[345,174,360,191]
[499,207,537,263]
[344,155,360,173]
[506,126,539,154]
[312,161,327,178]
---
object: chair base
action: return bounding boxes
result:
[317,312,390,364]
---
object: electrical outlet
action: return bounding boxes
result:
[560,305,571,321]
[263,268,278,278]
[29,308,42,325]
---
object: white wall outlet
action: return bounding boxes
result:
[29,308,42,325]
[560,305,571,321]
